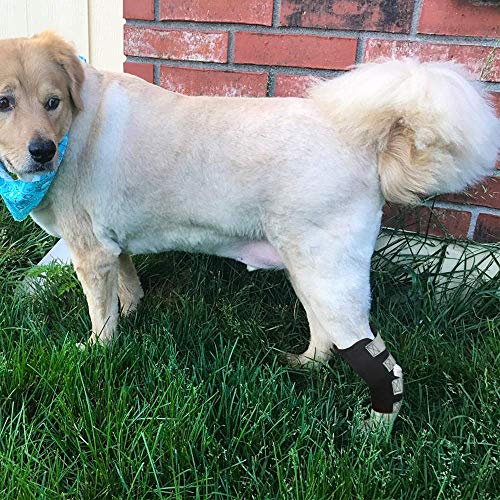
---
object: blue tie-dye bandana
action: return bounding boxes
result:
[0,133,69,221]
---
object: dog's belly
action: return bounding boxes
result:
[214,240,285,270]
[115,224,284,270]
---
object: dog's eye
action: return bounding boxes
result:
[45,97,60,111]
[0,96,13,111]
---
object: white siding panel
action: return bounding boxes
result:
[0,0,89,58]
[88,0,124,72]
[0,0,29,38]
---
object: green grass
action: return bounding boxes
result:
[0,206,499,499]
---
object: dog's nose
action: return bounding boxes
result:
[28,139,56,163]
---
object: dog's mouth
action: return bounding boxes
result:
[6,155,58,180]
[23,159,57,175]
[1,156,16,174]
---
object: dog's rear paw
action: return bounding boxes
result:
[361,408,400,434]
[282,351,326,369]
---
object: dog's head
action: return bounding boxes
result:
[0,31,84,178]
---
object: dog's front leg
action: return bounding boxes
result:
[69,244,120,346]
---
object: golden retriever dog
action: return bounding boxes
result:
[0,32,498,429]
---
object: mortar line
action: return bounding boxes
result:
[267,70,276,96]
[355,34,366,64]
[153,62,160,85]
[410,0,424,36]
[227,31,235,64]
[154,0,160,21]
[125,55,346,78]
[272,0,282,28]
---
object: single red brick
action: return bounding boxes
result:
[280,0,414,33]
[159,66,268,97]
[419,0,499,38]
[234,32,357,70]
[160,0,273,25]
[124,0,154,20]
[124,25,228,63]
[364,39,499,82]
[274,74,320,97]
[473,213,500,243]
[439,177,500,210]
[124,62,154,83]
[382,205,472,239]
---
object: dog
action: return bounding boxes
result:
[0,32,498,428]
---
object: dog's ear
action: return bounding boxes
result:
[32,31,85,112]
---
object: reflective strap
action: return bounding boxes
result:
[392,377,403,395]
[365,334,386,357]
[383,354,396,371]
[392,400,402,414]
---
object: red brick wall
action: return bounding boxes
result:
[124,0,500,242]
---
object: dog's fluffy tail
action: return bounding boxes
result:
[309,59,499,205]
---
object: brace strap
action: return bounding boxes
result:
[335,333,403,414]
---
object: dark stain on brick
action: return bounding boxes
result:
[474,226,486,242]
[469,1,499,5]
[380,0,402,30]
[474,217,500,243]
[285,9,303,27]
[283,0,413,33]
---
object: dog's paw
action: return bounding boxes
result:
[282,351,326,369]
[361,409,399,434]
[119,289,144,317]
[75,336,111,350]
[120,298,141,317]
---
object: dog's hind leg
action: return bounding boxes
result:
[118,254,144,316]
[284,290,332,367]
[69,243,120,346]
[274,220,403,429]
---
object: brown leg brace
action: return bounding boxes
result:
[335,333,403,415]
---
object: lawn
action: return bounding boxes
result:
[0,206,499,499]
